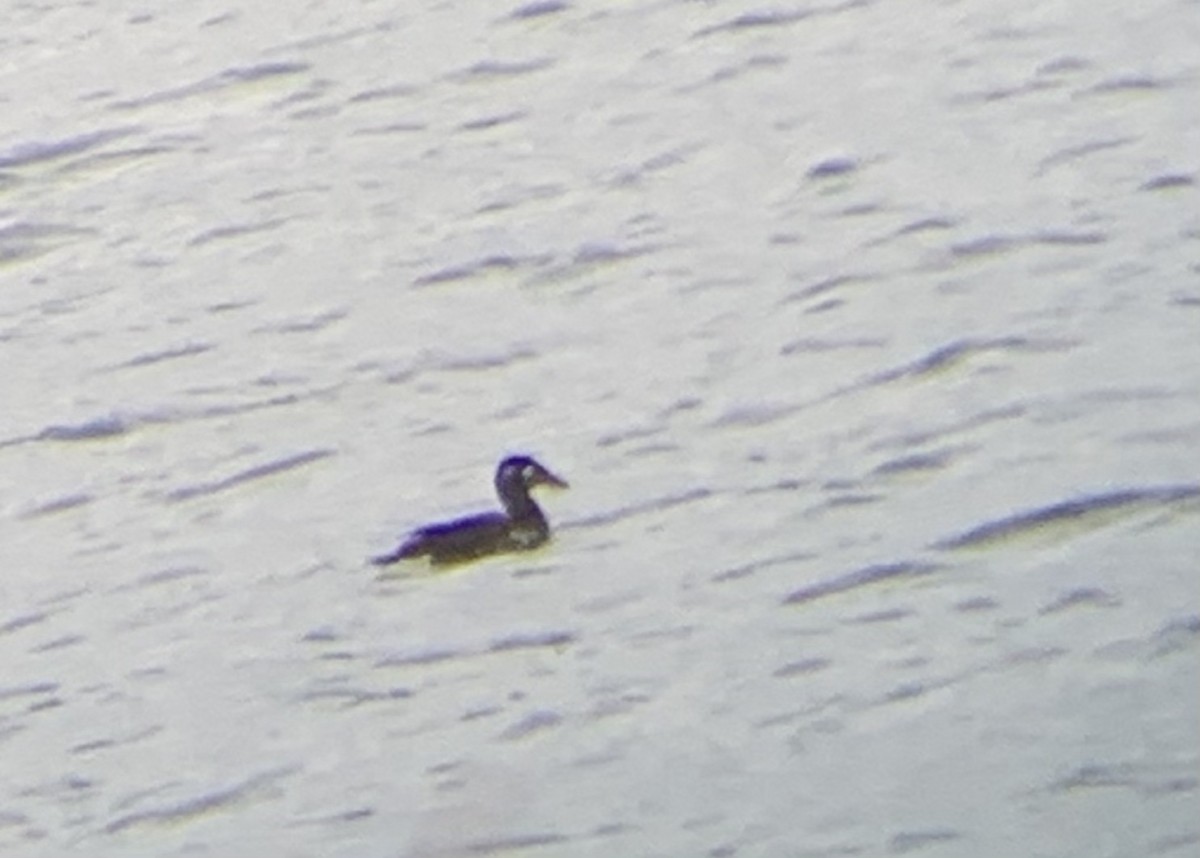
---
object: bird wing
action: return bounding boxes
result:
[372,512,510,566]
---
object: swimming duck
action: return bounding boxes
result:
[372,455,568,567]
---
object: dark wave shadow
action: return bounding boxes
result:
[934,485,1200,550]
[164,449,335,502]
[782,561,940,606]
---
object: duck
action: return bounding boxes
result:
[371,455,568,567]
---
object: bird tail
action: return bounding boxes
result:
[370,537,422,566]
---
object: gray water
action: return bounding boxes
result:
[2,1,1198,856]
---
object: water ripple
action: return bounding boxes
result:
[713,549,815,583]
[164,448,335,502]
[508,1,568,20]
[565,487,711,530]
[450,58,554,80]
[466,832,569,854]
[103,767,298,834]
[489,630,576,652]
[890,829,963,853]
[0,221,95,264]
[694,9,812,37]
[782,561,940,606]
[934,485,1200,550]
[499,709,563,741]
[0,613,48,636]
[37,415,129,442]
[18,493,94,518]
[1141,173,1194,192]
[413,253,544,287]
[111,62,310,110]
[0,128,140,169]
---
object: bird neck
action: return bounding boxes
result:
[496,474,542,520]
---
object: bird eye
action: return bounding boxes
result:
[522,464,536,481]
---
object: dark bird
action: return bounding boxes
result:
[372,455,569,567]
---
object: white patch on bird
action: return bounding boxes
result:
[511,527,540,547]
[521,464,537,481]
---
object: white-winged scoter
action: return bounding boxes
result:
[371,455,568,567]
